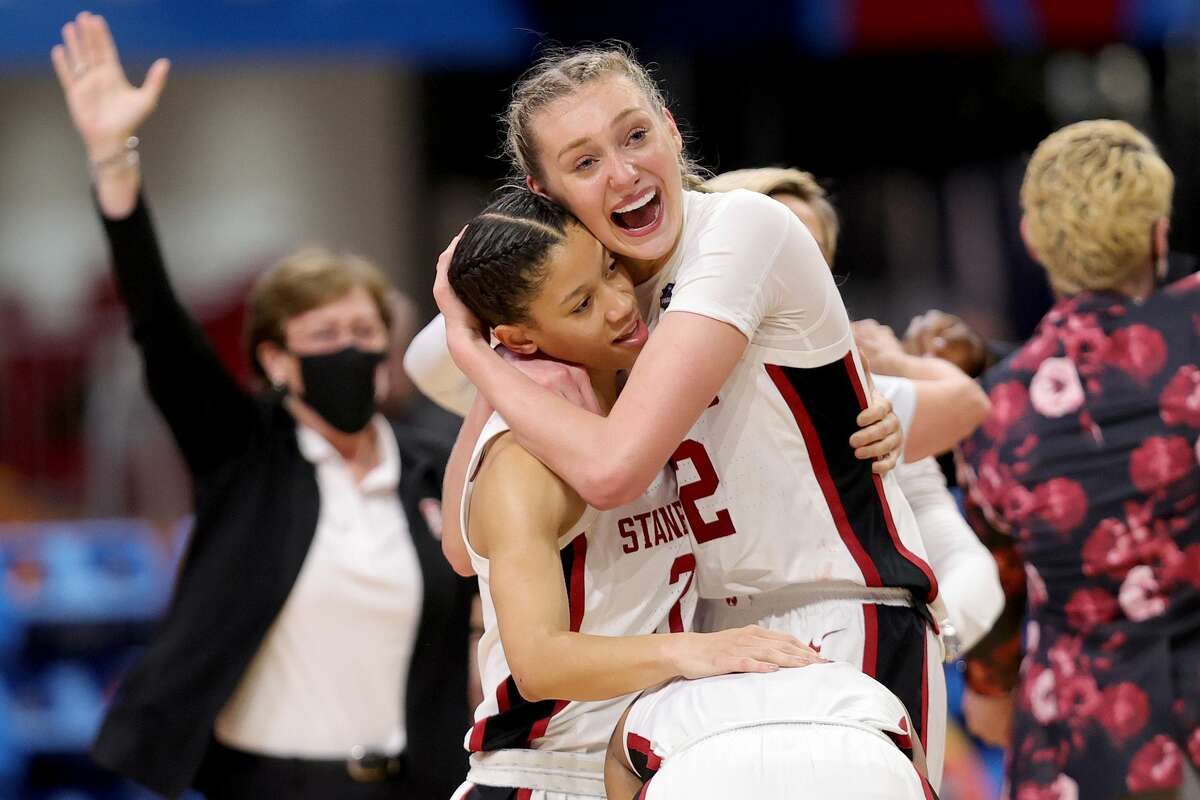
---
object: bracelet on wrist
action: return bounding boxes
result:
[90,136,140,176]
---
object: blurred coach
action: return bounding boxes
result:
[53,13,472,799]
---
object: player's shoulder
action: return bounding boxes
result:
[688,188,793,251]
[472,433,584,530]
[475,433,552,495]
[695,187,791,222]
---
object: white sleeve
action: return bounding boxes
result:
[895,457,1003,654]
[871,374,917,437]
[402,314,476,417]
[664,191,845,355]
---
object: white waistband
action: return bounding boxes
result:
[467,749,606,797]
[715,583,915,616]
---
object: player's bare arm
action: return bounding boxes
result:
[854,318,990,461]
[473,435,821,702]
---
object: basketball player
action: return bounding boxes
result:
[605,663,936,799]
[444,189,820,800]
[430,46,949,786]
[702,166,1003,655]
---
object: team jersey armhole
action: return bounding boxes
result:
[460,416,523,564]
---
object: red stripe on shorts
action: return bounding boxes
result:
[862,603,879,676]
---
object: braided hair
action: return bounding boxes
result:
[450,188,578,328]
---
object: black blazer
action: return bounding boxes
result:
[89,196,473,799]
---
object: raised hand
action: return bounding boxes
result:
[51,11,169,162]
[432,227,488,353]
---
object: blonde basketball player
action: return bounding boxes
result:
[431,47,948,787]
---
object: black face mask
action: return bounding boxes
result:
[294,346,387,434]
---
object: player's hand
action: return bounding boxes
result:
[669,625,825,679]
[903,310,988,377]
[497,346,602,415]
[850,390,903,474]
[852,319,906,376]
[962,688,1013,748]
[433,227,488,356]
[52,12,169,163]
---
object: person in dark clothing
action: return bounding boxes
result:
[958,120,1200,800]
[53,12,473,798]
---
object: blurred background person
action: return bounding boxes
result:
[958,119,1200,800]
[52,13,472,799]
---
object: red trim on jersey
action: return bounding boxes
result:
[497,677,513,712]
[468,675,514,751]
[627,732,664,771]
[468,719,485,752]
[862,603,879,676]
[528,699,568,744]
[841,356,940,601]
[637,781,654,800]
[766,363,883,586]
[567,534,588,632]
[516,789,533,800]
[919,629,930,755]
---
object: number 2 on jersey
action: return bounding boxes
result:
[669,439,737,545]
[667,553,696,633]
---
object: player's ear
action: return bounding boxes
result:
[493,323,539,356]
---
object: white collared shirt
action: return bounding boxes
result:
[214,415,424,758]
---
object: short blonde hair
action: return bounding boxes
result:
[1021,119,1173,295]
[246,247,393,378]
[505,44,708,189]
[704,167,840,264]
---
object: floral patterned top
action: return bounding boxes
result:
[958,275,1200,800]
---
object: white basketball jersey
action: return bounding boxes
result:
[634,190,937,603]
[622,662,914,782]
[461,413,697,758]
